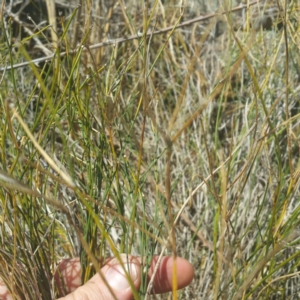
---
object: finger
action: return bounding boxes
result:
[55,255,194,296]
[57,255,141,300]
[145,256,194,294]
[54,258,81,295]
[0,278,12,300]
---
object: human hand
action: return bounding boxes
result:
[0,255,194,300]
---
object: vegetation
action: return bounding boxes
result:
[0,0,300,299]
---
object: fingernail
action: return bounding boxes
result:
[106,259,138,291]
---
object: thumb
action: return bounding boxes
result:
[58,255,141,300]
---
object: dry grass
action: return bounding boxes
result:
[1,0,300,299]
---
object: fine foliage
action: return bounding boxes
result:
[0,0,300,299]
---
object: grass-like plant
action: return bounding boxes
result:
[0,0,300,299]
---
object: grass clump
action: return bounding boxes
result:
[0,0,300,299]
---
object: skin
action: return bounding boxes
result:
[0,255,194,300]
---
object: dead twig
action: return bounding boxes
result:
[0,0,262,71]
